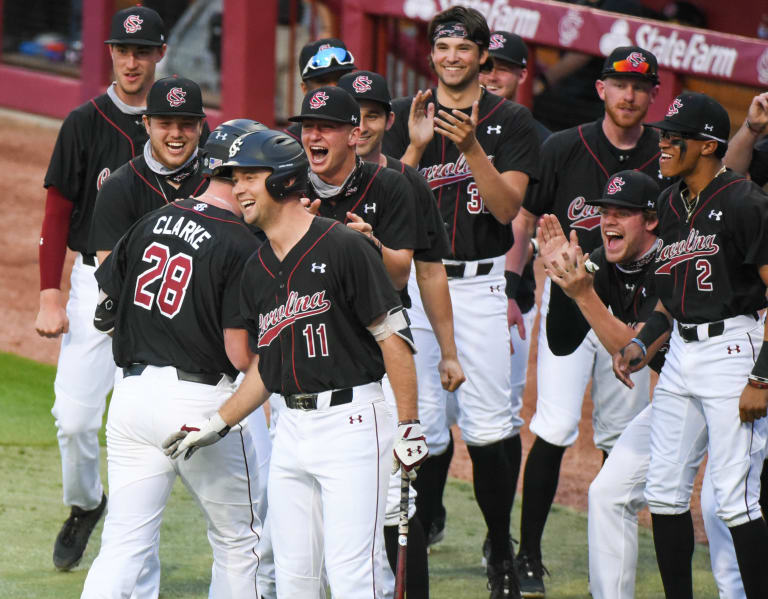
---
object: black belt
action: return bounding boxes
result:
[677,321,725,343]
[444,262,493,278]
[123,364,223,386]
[283,388,353,410]
[81,252,96,267]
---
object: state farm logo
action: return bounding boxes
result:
[489,33,506,50]
[258,290,331,348]
[123,15,143,34]
[599,20,632,56]
[567,196,600,230]
[627,51,646,67]
[352,75,373,93]
[558,9,584,47]
[666,98,683,116]
[655,228,719,275]
[96,167,110,190]
[310,91,329,109]
[607,176,625,195]
[166,87,187,108]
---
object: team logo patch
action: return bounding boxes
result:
[166,87,187,108]
[96,167,111,190]
[487,125,501,134]
[666,98,684,116]
[727,345,741,354]
[709,210,722,221]
[626,51,646,68]
[229,137,244,158]
[311,263,326,273]
[123,15,143,34]
[310,91,330,109]
[207,157,223,170]
[258,290,331,348]
[567,196,600,231]
[489,33,506,50]
[193,203,207,212]
[607,176,625,195]
[352,75,373,93]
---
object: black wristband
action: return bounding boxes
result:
[636,310,671,349]
[505,270,521,299]
[751,342,768,379]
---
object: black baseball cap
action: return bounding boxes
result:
[337,71,391,110]
[289,86,360,125]
[145,76,206,118]
[647,92,730,143]
[600,46,659,84]
[299,38,356,81]
[105,6,166,47]
[587,170,660,210]
[487,31,528,68]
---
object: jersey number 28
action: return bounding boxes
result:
[134,242,193,318]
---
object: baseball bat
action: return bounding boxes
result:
[394,469,409,599]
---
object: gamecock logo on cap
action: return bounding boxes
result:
[607,176,625,195]
[310,91,330,109]
[166,87,187,108]
[626,51,646,68]
[667,98,684,116]
[352,75,373,93]
[489,34,506,50]
[123,15,143,34]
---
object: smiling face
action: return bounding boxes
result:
[357,100,394,158]
[599,205,658,264]
[143,115,203,169]
[300,118,359,185]
[109,44,165,104]
[231,167,273,225]
[479,60,525,100]
[431,36,488,91]
[657,130,717,179]
[596,76,656,130]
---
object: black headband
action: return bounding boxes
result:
[432,21,474,45]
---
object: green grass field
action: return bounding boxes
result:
[0,351,719,597]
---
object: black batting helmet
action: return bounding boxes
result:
[200,119,267,177]
[216,129,308,199]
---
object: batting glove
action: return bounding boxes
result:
[162,412,231,460]
[392,420,429,481]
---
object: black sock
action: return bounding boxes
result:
[651,512,694,599]
[518,436,566,559]
[730,519,768,599]
[467,439,515,562]
[760,460,768,520]
[503,434,522,508]
[413,431,453,535]
[384,516,429,599]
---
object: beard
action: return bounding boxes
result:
[604,101,646,129]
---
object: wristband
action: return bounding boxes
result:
[505,271,521,299]
[530,238,539,258]
[629,337,647,357]
[398,419,420,425]
[750,341,768,380]
[636,310,671,349]
[745,119,766,135]
[748,376,768,389]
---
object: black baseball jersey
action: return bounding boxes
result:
[95,198,261,378]
[240,216,401,394]
[310,160,420,252]
[383,88,540,260]
[90,154,208,252]
[750,137,768,187]
[654,169,768,324]
[44,93,148,254]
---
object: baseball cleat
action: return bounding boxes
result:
[482,534,517,567]
[487,558,521,599]
[426,509,446,548]
[53,493,107,571]
[515,551,549,598]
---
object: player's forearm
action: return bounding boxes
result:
[381,247,413,290]
[401,143,426,169]
[508,209,537,275]
[573,288,635,355]
[463,143,524,223]
[223,328,253,372]
[379,335,419,421]
[723,124,761,175]
[218,356,270,426]
[39,186,74,290]
[415,260,458,359]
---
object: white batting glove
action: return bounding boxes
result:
[162,412,231,460]
[392,420,429,481]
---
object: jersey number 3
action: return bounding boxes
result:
[466,182,490,214]
[134,242,193,318]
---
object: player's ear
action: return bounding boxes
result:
[649,84,660,104]
[700,139,718,157]
[157,43,168,61]
[142,115,151,135]
[595,79,606,101]
[348,125,361,147]
[518,67,529,85]
[300,81,308,95]
[385,111,395,131]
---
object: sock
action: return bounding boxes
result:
[384,516,429,599]
[467,439,515,563]
[760,459,768,520]
[503,434,522,507]
[518,436,566,559]
[730,519,768,599]
[413,430,453,535]
[651,512,694,599]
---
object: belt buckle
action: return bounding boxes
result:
[291,393,318,411]
[678,323,696,343]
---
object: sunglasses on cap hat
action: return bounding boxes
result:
[610,56,651,76]
[301,47,355,77]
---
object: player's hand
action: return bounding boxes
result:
[434,101,479,153]
[162,412,231,460]
[300,197,321,215]
[544,241,592,300]
[408,89,435,150]
[739,384,768,423]
[613,342,647,389]
[746,92,768,135]
[537,214,571,265]
[392,420,429,481]
[438,354,465,391]
[35,289,69,338]
[507,298,526,353]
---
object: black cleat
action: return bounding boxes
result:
[53,493,107,571]
[426,509,446,548]
[515,551,549,598]
[487,559,521,599]
[482,533,517,567]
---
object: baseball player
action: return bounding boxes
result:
[81,123,264,598]
[509,45,666,596]
[723,91,768,185]
[616,92,768,599]
[90,75,209,264]
[163,128,428,598]
[338,69,466,599]
[382,6,540,596]
[35,5,167,574]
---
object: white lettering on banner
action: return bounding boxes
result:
[403,0,541,38]
[635,25,737,77]
[558,9,583,47]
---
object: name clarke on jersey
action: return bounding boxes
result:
[152,214,212,250]
[258,290,331,348]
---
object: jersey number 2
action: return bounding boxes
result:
[134,242,193,318]
[695,259,713,291]
[302,323,329,358]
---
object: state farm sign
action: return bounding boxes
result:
[403,0,541,38]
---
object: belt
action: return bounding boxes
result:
[81,252,96,267]
[283,388,353,411]
[677,321,725,343]
[123,364,223,386]
[444,262,493,278]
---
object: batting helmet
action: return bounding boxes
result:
[200,119,267,177]
[216,129,308,199]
